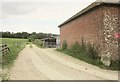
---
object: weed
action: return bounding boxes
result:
[29,44,33,48]
[61,40,68,50]
[86,43,99,59]
[2,73,10,81]
[109,59,120,70]
[33,39,44,48]
[57,39,119,70]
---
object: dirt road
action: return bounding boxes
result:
[9,44,118,80]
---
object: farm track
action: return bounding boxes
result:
[10,44,118,80]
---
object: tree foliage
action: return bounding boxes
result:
[1,31,58,40]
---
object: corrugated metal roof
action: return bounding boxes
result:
[58,0,120,27]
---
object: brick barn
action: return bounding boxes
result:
[58,1,120,61]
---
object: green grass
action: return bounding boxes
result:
[1,38,28,68]
[57,41,120,71]
[57,49,120,70]
[32,39,44,48]
[58,48,102,66]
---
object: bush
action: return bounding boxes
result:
[86,43,99,59]
[81,37,86,51]
[69,40,99,60]
[70,38,86,53]
[62,40,68,50]
[61,40,99,60]
[57,38,119,70]
[110,58,120,70]
[58,39,101,68]
[28,35,36,42]
[28,37,34,42]
[33,39,43,48]
[70,41,84,54]
[29,44,33,48]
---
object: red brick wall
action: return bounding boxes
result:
[60,4,120,60]
[60,6,104,47]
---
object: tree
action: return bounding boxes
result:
[2,31,11,38]
[21,32,29,39]
[28,34,36,42]
[1,31,59,40]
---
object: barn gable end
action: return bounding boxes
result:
[58,1,120,60]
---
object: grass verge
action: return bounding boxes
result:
[57,41,120,71]
[1,38,28,68]
[32,39,44,48]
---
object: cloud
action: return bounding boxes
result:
[1,0,96,3]
[1,0,96,34]
[1,2,40,18]
[1,24,60,34]
[1,0,95,17]
[2,2,93,21]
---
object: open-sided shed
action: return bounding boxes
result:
[41,38,56,48]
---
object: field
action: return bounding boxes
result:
[1,38,28,68]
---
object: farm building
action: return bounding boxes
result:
[41,36,60,48]
[58,0,120,62]
[41,38,56,48]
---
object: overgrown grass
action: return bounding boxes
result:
[109,59,120,70]
[32,39,44,48]
[29,44,33,48]
[57,40,119,70]
[1,38,28,68]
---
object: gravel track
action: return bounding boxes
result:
[10,44,118,80]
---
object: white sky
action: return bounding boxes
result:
[0,0,96,34]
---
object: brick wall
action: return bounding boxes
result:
[60,4,120,60]
[60,5,104,47]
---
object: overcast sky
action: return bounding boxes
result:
[0,0,96,34]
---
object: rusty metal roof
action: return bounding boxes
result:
[58,1,120,27]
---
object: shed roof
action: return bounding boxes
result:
[41,37,56,41]
[58,0,120,27]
